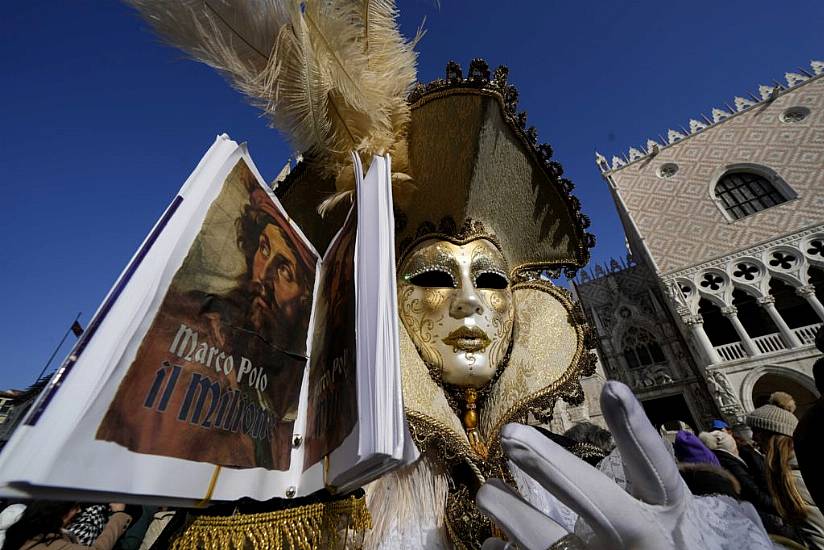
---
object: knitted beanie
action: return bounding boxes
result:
[746,404,798,437]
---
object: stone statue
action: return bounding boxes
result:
[706,369,742,417]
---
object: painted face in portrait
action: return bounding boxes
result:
[398,238,515,388]
[251,224,302,327]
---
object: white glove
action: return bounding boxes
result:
[476,380,775,550]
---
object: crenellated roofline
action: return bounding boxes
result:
[595,60,824,175]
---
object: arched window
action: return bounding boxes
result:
[622,326,666,369]
[714,171,788,220]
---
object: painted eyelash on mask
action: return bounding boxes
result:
[403,267,457,287]
[473,269,509,288]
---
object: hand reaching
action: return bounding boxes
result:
[476,381,774,549]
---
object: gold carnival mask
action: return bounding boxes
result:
[397,238,514,389]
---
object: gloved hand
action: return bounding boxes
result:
[476,381,774,550]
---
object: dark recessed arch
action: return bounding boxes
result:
[732,288,778,338]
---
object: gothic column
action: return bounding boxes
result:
[683,314,720,365]
[757,296,802,348]
[721,305,760,356]
[796,285,824,322]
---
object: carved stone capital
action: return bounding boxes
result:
[682,314,704,327]
[719,404,745,422]
[675,305,691,317]
[757,295,776,305]
[796,284,816,297]
[720,306,738,317]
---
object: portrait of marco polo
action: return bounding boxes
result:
[97,159,317,471]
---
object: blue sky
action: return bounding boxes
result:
[1,1,822,390]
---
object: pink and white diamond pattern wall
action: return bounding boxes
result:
[606,76,824,275]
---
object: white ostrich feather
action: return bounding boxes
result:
[127,0,420,191]
[364,458,450,548]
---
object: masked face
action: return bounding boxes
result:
[398,238,514,387]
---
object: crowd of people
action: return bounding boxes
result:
[666,369,824,549]
[511,357,824,549]
[0,362,821,549]
[0,503,181,550]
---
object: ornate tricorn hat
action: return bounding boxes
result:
[278,59,595,279]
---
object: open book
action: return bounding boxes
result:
[0,135,416,505]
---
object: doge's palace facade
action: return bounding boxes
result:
[581,60,824,425]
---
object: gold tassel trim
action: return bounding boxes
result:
[172,495,372,550]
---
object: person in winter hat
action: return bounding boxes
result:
[709,429,799,541]
[748,403,798,436]
[699,431,719,451]
[710,419,731,431]
[672,430,721,466]
[674,431,746,500]
[748,403,824,549]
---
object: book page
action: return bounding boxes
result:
[323,154,418,492]
[0,136,327,505]
[303,204,358,470]
[96,159,317,471]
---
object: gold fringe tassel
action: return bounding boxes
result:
[172,495,372,550]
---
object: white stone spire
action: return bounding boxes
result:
[666,129,685,144]
[785,72,809,87]
[733,96,756,111]
[689,119,707,133]
[711,108,730,123]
